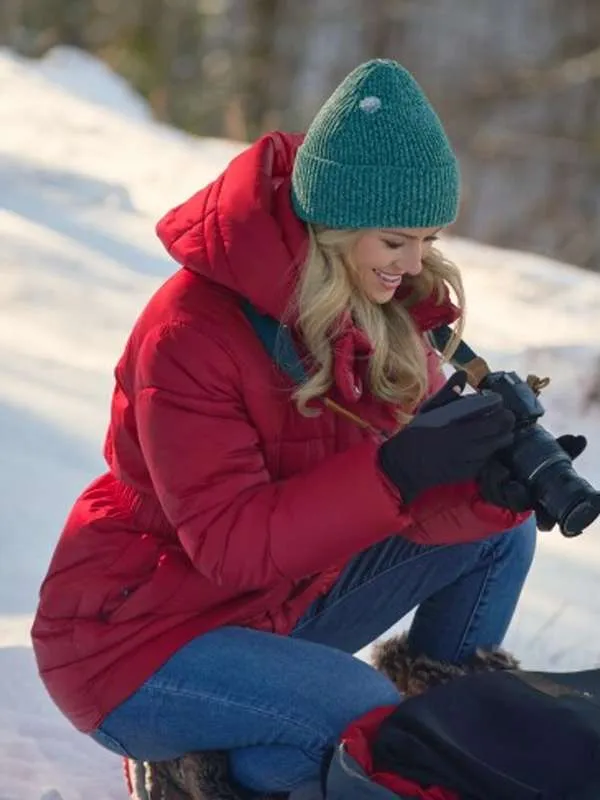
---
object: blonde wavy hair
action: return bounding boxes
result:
[293,224,465,422]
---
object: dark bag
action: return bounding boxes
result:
[326,667,600,800]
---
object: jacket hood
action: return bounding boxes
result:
[156,131,308,322]
[156,130,459,332]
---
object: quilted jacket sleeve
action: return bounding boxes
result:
[134,322,409,591]
[404,483,531,545]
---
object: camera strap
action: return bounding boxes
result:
[429,325,550,395]
[428,325,492,389]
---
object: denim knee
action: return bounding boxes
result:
[230,667,401,792]
[495,514,537,576]
[89,727,132,758]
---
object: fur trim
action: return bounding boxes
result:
[126,752,285,800]
[372,632,520,697]
[145,752,234,800]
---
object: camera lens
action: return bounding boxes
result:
[508,426,599,537]
[559,493,600,538]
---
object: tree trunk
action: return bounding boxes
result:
[236,0,282,139]
[0,0,23,47]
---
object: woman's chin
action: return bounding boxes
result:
[366,287,397,305]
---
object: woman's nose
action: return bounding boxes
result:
[398,243,424,276]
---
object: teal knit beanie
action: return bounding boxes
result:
[291,59,460,230]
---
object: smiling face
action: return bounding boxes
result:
[350,226,443,304]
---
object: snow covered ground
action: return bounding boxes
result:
[1,46,599,799]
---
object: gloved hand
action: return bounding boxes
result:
[378,371,516,504]
[477,434,587,530]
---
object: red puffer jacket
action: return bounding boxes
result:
[31,132,523,733]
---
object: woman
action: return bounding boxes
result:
[32,59,538,795]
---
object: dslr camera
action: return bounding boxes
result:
[431,326,599,537]
[479,369,599,537]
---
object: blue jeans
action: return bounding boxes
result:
[91,517,536,793]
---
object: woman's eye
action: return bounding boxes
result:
[425,236,439,245]
[383,240,404,249]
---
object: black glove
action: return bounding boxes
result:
[378,371,516,504]
[477,459,532,512]
[477,434,588,529]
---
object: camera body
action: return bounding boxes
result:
[479,371,598,537]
